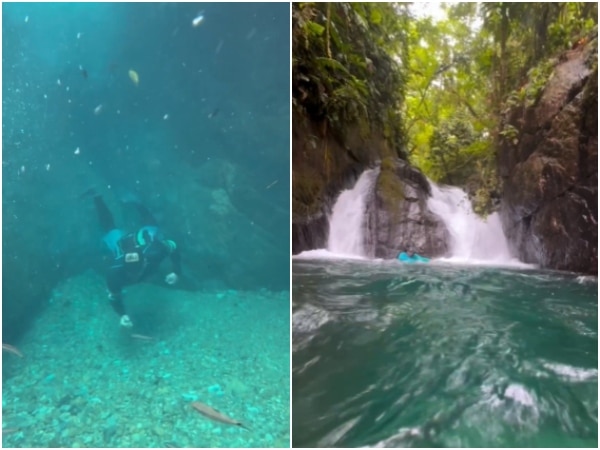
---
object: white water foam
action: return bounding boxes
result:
[325,169,377,258]
[427,182,528,267]
[296,168,531,268]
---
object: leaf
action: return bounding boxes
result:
[370,8,382,25]
[305,21,325,37]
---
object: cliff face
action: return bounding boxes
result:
[292,108,391,253]
[498,40,598,273]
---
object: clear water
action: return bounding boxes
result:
[3,3,290,447]
[292,258,598,448]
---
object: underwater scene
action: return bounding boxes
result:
[2,3,290,448]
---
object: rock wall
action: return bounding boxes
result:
[292,108,390,254]
[365,159,449,259]
[498,40,598,273]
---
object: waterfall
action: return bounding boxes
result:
[326,169,377,257]
[427,182,516,264]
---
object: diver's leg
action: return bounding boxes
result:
[94,195,116,232]
[94,195,125,258]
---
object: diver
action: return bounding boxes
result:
[91,191,181,328]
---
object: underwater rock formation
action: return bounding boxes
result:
[498,39,598,273]
[364,159,449,259]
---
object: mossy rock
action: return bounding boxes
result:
[292,172,325,218]
[377,158,405,219]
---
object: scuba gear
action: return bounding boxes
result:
[136,226,161,246]
[165,272,178,285]
[166,239,177,252]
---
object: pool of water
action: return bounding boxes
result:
[292,259,598,447]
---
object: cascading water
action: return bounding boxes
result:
[427,182,517,264]
[326,169,377,257]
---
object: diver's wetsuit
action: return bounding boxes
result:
[94,195,181,317]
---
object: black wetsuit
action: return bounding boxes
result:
[94,195,181,317]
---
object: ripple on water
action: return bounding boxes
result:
[292,259,598,448]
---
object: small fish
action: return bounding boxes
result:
[208,108,219,119]
[192,14,204,27]
[266,180,278,189]
[74,147,81,155]
[94,104,103,115]
[2,343,23,358]
[131,334,154,341]
[190,401,249,430]
[128,69,139,86]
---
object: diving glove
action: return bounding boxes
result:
[120,315,133,328]
[165,272,178,285]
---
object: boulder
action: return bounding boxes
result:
[365,159,449,259]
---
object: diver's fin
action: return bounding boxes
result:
[78,187,98,200]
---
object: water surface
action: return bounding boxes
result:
[292,258,597,447]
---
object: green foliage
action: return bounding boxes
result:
[405,2,597,216]
[293,2,409,157]
[405,3,495,190]
[482,2,598,107]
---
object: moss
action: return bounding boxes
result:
[292,172,325,219]
[377,158,405,220]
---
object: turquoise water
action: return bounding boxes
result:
[292,258,598,447]
[3,3,290,447]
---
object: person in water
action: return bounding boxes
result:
[91,191,181,328]
[397,248,429,263]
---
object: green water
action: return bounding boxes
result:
[292,259,598,448]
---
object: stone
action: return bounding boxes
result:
[364,159,449,259]
[498,40,597,273]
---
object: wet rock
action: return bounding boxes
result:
[365,159,449,259]
[499,39,597,273]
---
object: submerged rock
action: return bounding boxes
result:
[498,39,598,273]
[364,159,449,259]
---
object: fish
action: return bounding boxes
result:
[131,334,154,341]
[128,69,139,86]
[192,14,204,27]
[190,401,249,430]
[208,108,219,119]
[2,343,23,358]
